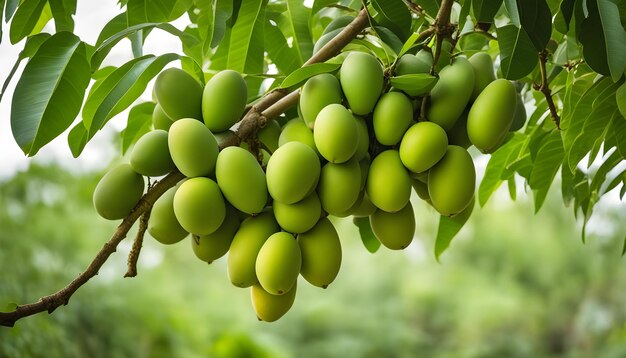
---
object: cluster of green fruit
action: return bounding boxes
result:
[92,43,524,321]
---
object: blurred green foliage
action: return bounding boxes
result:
[1,164,626,358]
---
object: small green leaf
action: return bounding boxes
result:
[479,134,524,206]
[617,82,626,118]
[435,198,474,261]
[67,121,88,158]
[371,0,411,41]
[529,130,564,212]
[353,217,381,253]
[373,26,403,55]
[496,24,538,80]
[19,33,51,59]
[9,0,47,44]
[414,0,441,17]
[127,0,193,25]
[389,74,438,97]
[49,0,76,32]
[472,0,503,23]
[122,102,155,154]
[279,62,341,89]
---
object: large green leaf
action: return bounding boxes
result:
[414,0,441,16]
[286,0,313,64]
[11,32,90,156]
[353,217,381,253]
[9,0,46,44]
[4,0,18,21]
[611,113,626,158]
[371,0,411,41]
[279,62,340,89]
[496,25,538,80]
[435,198,474,261]
[0,0,6,43]
[265,21,300,75]
[49,0,76,32]
[227,0,266,72]
[0,33,50,103]
[516,0,552,51]
[472,0,503,23]
[121,102,155,154]
[479,134,524,207]
[529,130,564,212]
[126,0,193,25]
[617,81,626,119]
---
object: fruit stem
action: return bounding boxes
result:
[534,50,561,130]
[124,206,152,278]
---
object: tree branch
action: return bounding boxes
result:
[124,207,151,278]
[534,50,560,129]
[430,0,455,72]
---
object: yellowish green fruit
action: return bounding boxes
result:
[148,185,188,244]
[216,147,267,215]
[370,201,415,250]
[467,79,516,153]
[411,178,431,203]
[340,52,383,115]
[273,192,321,234]
[510,92,527,131]
[446,110,472,149]
[350,192,377,217]
[256,232,301,295]
[251,283,297,322]
[278,118,318,154]
[468,52,496,100]
[297,218,342,288]
[152,104,174,131]
[395,52,432,76]
[427,57,475,131]
[154,68,203,120]
[266,142,321,204]
[373,92,414,146]
[314,104,358,163]
[313,28,342,54]
[202,70,247,132]
[300,74,342,128]
[399,122,448,173]
[228,211,280,287]
[428,145,475,216]
[173,177,225,235]
[354,116,369,160]
[366,150,411,213]
[130,130,175,177]
[168,118,219,177]
[258,120,281,152]
[318,158,361,216]
[191,206,240,263]
[93,164,145,220]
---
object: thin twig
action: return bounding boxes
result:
[124,207,152,278]
[430,0,455,74]
[534,50,560,129]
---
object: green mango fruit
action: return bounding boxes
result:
[354,116,369,160]
[428,145,475,216]
[370,201,415,250]
[154,68,203,120]
[152,104,174,131]
[446,110,472,149]
[340,52,383,115]
[314,104,358,163]
[427,57,475,131]
[299,73,343,128]
[510,92,527,131]
[395,51,432,75]
[278,118,318,155]
[317,158,361,216]
[350,192,377,217]
[273,192,321,234]
[411,178,431,204]
[173,177,225,235]
[168,118,219,177]
[467,79,516,153]
[130,130,176,177]
[228,211,280,288]
[266,141,321,204]
[202,70,247,132]
[191,206,240,263]
[148,185,188,244]
[322,15,354,35]
[258,120,281,152]
[399,122,448,173]
[93,163,145,220]
[366,150,411,213]
[297,218,342,288]
[256,232,302,295]
[251,283,297,322]
[216,147,268,215]
[468,52,496,100]
[373,92,414,146]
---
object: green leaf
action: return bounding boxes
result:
[617,82,626,118]
[554,0,576,33]
[389,74,438,97]
[19,33,51,59]
[435,198,474,261]
[611,113,626,158]
[517,0,552,51]
[415,0,441,16]
[227,0,267,72]
[496,24,538,80]
[9,0,47,44]
[0,0,6,42]
[286,0,313,64]
[49,0,76,32]
[95,13,127,46]
[10,32,90,156]
[122,102,155,154]
[265,21,300,75]
[279,62,340,89]
[529,131,564,212]
[590,148,624,197]
[371,0,411,41]
[472,0,503,23]
[353,217,381,253]
[5,0,18,21]
[67,121,88,158]
[373,26,403,55]
[479,134,524,206]
[127,0,193,25]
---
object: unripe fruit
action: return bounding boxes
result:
[428,145,475,216]
[468,52,496,100]
[130,130,175,177]
[251,283,297,322]
[148,186,188,244]
[510,92,527,131]
[447,111,472,149]
[216,147,268,215]
[467,79,516,153]
[256,232,302,295]
[152,104,174,131]
[168,118,219,177]
[366,150,411,213]
[278,118,318,154]
[340,52,383,115]
[300,74,343,128]
[411,178,431,204]
[258,120,281,153]
[93,164,145,220]
[318,159,361,216]
[273,193,321,234]
[313,28,342,54]
[228,212,280,287]
[191,206,240,263]
[173,177,225,235]
[395,52,432,76]
[370,201,415,250]
[351,192,377,217]
[266,141,321,204]
[314,104,358,163]
[202,70,247,132]
[373,92,413,146]
[427,57,475,131]
[154,68,203,120]
[322,15,354,35]
[399,122,448,173]
[354,116,369,160]
[298,218,342,288]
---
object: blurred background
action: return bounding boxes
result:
[2,1,626,357]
